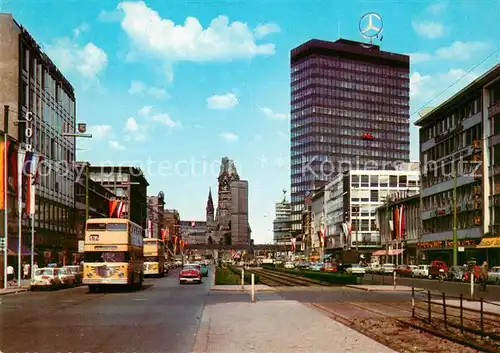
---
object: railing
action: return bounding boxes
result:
[412,288,500,348]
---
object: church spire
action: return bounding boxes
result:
[206,187,214,217]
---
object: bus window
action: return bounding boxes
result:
[107,223,128,231]
[87,223,107,230]
[84,252,129,262]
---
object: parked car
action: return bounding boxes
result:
[63,265,83,285]
[381,263,396,274]
[309,263,323,271]
[284,262,295,269]
[428,260,448,279]
[447,265,465,281]
[179,264,202,284]
[488,266,500,284]
[31,268,62,290]
[321,263,338,273]
[57,267,76,287]
[346,264,366,275]
[366,263,381,274]
[394,265,412,277]
[464,265,481,282]
[412,265,429,278]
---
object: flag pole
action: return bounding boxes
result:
[17,149,24,288]
[3,106,9,289]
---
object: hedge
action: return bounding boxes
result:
[228,266,260,284]
[265,267,358,285]
[215,267,240,285]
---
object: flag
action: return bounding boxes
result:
[191,221,195,228]
[0,137,6,210]
[291,237,296,252]
[116,201,124,218]
[7,140,17,195]
[33,155,44,185]
[147,219,152,238]
[109,200,124,218]
[23,151,36,216]
[109,200,118,217]
[161,228,166,241]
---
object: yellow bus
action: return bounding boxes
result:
[83,218,144,292]
[143,238,166,277]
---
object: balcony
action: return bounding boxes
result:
[489,101,500,118]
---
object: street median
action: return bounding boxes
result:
[262,266,359,285]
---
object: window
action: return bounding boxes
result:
[107,223,128,231]
[389,176,397,187]
[370,190,379,202]
[370,175,378,187]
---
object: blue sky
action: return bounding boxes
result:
[3,0,498,244]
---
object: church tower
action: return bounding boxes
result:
[206,188,215,244]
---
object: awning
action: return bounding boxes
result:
[372,249,405,256]
[7,239,37,256]
[477,237,500,248]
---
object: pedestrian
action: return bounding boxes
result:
[23,263,30,279]
[7,265,14,284]
[480,261,489,291]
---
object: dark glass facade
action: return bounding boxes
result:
[290,39,410,234]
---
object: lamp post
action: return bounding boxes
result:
[452,160,458,266]
[63,127,92,267]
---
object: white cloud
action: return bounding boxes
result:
[410,68,480,110]
[73,22,90,37]
[436,41,491,61]
[219,132,239,142]
[45,35,108,80]
[98,9,123,23]
[408,52,433,64]
[89,125,112,139]
[117,1,276,64]
[207,93,238,110]
[138,105,153,117]
[125,117,139,132]
[128,80,169,100]
[150,113,181,128]
[408,41,491,64]
[428,2,447,14]
[412,20,444,39]
[109,140,125,150]
[254,23,281,39]
[260,107,288,119]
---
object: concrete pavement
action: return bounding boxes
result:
[192,300,397,353]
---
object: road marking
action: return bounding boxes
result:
[132,298,148,301]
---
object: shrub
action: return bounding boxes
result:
[215,267,240,285]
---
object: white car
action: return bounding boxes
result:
[412,265,429,278]
[346,264,366,275]
[31,268,62,290]
[488,266,500,284]
[56,268,76,287]
[284,262,295,269]
[381,263,396,274]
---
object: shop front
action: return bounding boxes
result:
[33,229,78,267]
[416,239,483,265]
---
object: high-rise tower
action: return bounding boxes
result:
[290,38,410,236]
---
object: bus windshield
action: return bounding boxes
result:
[84,252,129,262]
[86,223,127,231]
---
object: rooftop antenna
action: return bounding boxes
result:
[359,12,384,49]
[282,189,287,202]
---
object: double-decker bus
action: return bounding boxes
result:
[83,218,144,292]
[143,238,166,277]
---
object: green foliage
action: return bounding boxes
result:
[215,267,240,285]
[266,267,358,285]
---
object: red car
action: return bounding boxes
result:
[321,263,338,273]
[179,264,203,284]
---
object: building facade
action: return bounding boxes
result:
[0,14,78,270]
[146,193,165,238]
[375,192,420,265]
[180,220,207,245]
[230,180,249,245]
[415,63,500,266]
[273,192,292,246]
[164,209,181,255]
[74,163,116,262]
[290,38,411,237]
[324,168,419,259]
[87,166,149,230]
[311,187,326,258]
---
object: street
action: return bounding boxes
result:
[0,268,213,353]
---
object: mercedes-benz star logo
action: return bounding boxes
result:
[359,12,383,42]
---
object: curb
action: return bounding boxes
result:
[345,285,423,292]
[191,306,210,353]
[0,288,28,296]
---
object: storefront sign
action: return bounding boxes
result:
[417,241,442,249]
[24,112,33,152]
[417,239,480,249]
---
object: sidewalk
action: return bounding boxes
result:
[0,280,30,296]
[191,300,396,353]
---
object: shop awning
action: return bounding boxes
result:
[372,249,405,256]
[477,237,500,248]
[7,239,37,256]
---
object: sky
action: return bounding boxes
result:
[2,0,499,244]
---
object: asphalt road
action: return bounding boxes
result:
[364,273,500,300]
[0,268,216,353]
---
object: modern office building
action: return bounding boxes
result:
[273,191,292,245]
[290,38,410,236]
[324,167,419,259]
[0,14,79,270]
[415,63,500,265]
[87,166,149,230]
[231,180,249,245]
[180,220,207,245]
